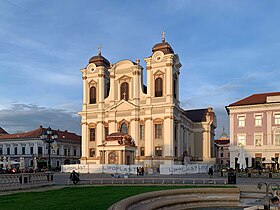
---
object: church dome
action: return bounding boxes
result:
[219,127,229,140]
[89,54,110,68]
[152,41,174,54]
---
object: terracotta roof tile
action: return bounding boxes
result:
[0,127,8,135]
[228,92,280,107]
[0,127,81,142]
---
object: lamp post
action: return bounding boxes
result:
[40,127,58,171]
[258,182,280,210]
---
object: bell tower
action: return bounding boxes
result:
[144,32,181,106]
[80,46,110,164]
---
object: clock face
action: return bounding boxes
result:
[108,152,118,164]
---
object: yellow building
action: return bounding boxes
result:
[79,36,216,167]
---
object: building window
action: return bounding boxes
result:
[173,79,177,99]
[30,147,34,155]
[120,122,128,134]
[174,147,177,156]
[57,161,60,167]
[174,125,177,141]
[275,130,280,146]
[89,148,95,157]
[155,77,163,97]
[155,146,162,156]
[7,147,10,155]
[221,153,224,158]
[238,116,245,127]
[275,114,280,124]
[64,149,67,156]
[105,127,109,138]
[74,149,77,156]
[255,115,262,126]
[238,135,246,146]
[140,147,145,156]
[38,147,43,155]
[140,125,145,140]
[0,148,2,155]
[120,82,129,100]
[14,147,18,155]
[30,160,33,167]
[89,128,95,141]
[89,86,96,104]
[57,148,60,155]
[155,124,162,139]
[254,134,262,146]
[67,149,70,156]
[22,147,25,155]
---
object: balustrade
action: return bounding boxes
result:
[0,173,54,191]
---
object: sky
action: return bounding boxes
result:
[1,0,280,137]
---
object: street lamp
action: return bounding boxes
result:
[40,127,58,171]
[258,182,280,210]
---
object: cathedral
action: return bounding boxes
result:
[79,35,216,167]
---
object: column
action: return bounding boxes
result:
[230,114,235,145]
[81,123,88,159]
[145,118,153,156]
[164,117,174,157]
[130,119,139,156]
[82,75,88,110]
[267,111,272,145]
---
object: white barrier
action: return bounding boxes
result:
[61,164,210,175]
[160,164,209,175]
[61,164,142,174]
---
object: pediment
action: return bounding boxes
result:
[107,100,136,111]
[118,75,132,83]
[154,69,165,76]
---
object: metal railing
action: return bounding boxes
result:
[67,177,228,185]
[0,173,54,191]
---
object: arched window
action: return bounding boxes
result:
[89,86,96,104]
[275,129,280,146]
[120,122,128,134]
[120,82,129,100]
[155,78,163,97]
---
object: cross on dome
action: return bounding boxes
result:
[161,31,166,42]
[97,44,103,55]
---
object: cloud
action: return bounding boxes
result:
[0,103,81,134]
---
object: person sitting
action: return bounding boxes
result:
[69,170,80,185]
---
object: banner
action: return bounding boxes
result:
[61,164,141,174]
[160,164,210,175]
[61,164,210,174]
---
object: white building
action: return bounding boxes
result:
[79,36,216,167]
[0,126,81,170]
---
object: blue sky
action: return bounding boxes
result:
[1,0,280,137]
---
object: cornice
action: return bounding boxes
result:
[227,102,280,111]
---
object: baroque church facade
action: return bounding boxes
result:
[79,36,216,167]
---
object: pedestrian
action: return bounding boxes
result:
[70,170,80,185]
[136,167,139,176]
[208,166,214,178]
[141,166,145,176]
[271,196,280,209]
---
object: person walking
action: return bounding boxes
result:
[208,166,214,178]
[70,170,80,185]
